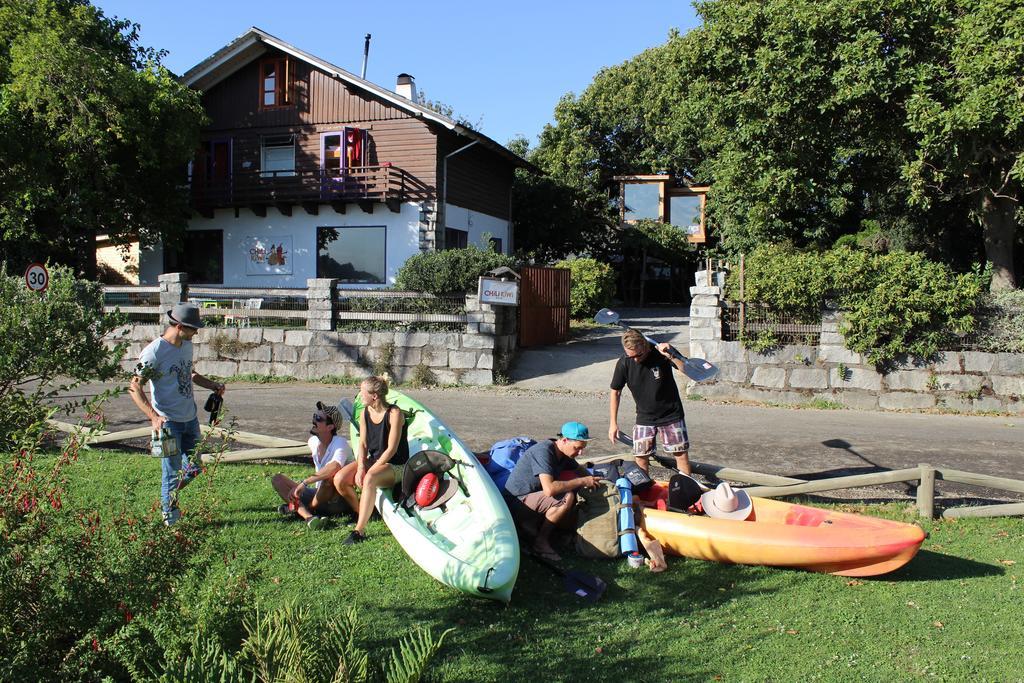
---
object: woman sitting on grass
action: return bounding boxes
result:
[271,401,353,530]
[336,376,409,545]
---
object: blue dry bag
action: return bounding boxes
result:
[483,437,536,490]
[616,477,639,556]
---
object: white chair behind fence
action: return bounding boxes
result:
[225,298,263,327]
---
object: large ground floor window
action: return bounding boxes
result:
[164,230,223,284]
[316,226,386,284]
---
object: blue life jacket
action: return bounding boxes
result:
[483,437,536,490]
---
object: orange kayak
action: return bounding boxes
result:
[641,491,925,577]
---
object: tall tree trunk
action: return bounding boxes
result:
[979,192,1018,292]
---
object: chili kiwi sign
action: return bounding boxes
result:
[478,277,519,306]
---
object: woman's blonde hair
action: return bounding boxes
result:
[361,375,389,399]
[622,329,648,352]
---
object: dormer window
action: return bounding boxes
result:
[259,57,295,109]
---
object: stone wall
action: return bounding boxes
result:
[117,294,517,386]
[687,281,1024,414]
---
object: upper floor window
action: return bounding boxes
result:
[260,57,295,109]
[261,135,295,177]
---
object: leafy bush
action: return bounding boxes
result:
[731,245,981,369]
[0,432,210,681]
[0,263,127,450]
[971,289,1024,353]
[555,257,617,319]
[629,219,699,264]
[394,245,516,294]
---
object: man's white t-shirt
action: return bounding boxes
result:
[137,337,197,422]
[307,435,352,488]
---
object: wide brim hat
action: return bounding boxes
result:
[700,482,753,520]
[167,303,204,329]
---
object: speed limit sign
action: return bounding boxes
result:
[24,262,49,293]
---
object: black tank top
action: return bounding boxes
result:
[363,405,409,466]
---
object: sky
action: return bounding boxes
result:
[92,0,701,148]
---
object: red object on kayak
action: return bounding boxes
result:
[415,473,440,507]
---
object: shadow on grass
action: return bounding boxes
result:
[883,548,1003,582]
[352,557,769,683]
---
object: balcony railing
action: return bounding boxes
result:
[191,164,407,215]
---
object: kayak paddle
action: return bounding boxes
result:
[594,308,719,382]
[524,550,607,603]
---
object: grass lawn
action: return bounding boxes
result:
[67,450,1022,682]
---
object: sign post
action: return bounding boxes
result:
[24,262,49,293]
[478,271,519,306]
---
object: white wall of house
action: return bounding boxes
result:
[445,203,509,253]
[138,202,423,287]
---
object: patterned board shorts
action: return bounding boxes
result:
[632,419,690,457]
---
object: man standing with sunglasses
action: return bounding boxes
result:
[128,303,226,526]
[608,328,691,475]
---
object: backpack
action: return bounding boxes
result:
[483,437,536,491]
[575,481,635,559]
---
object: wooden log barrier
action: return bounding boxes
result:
[941,502,1024,519]
[937,468,1024,496]
[742,468,921,498]
[917,463,935,519]
[201,445,310,464]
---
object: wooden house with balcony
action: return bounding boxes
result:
[137,27,532,288]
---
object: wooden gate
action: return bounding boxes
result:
[518,266,570,347]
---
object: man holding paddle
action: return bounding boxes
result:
[608,329,692,475]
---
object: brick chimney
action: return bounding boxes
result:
[396,73,417,101]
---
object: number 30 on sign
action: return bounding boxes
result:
[25,262,49,293]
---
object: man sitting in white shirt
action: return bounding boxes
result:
[271,401,354,529]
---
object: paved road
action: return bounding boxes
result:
[511,307,691,391]
[62,380,1024,505]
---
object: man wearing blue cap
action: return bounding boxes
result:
[503,421,603,561]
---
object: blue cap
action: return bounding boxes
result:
[560,421,591,442]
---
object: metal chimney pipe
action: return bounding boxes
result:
[360,33,371,79]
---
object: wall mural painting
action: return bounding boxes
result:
[246,236,293,275]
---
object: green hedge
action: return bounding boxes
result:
[730,245,982,369]
[394,246,516,295]
[554,257,617,319]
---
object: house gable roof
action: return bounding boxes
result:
[182,27,536,172]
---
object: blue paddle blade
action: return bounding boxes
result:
[564,570,607,602]
[594,308,621,325]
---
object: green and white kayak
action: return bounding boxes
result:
[345,389,519,603]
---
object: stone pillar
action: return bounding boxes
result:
[688,273,722,362]
[159,272,188,317]
[306,278,338,331]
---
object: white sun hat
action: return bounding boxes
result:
[700,482,753,521]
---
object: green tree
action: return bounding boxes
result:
[534,0,1022,290]
[508,136,619,262]
[0,263,126,450]
[0,0,206,276]
[903,0,1024,290]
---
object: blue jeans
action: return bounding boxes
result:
[161,418,201,514]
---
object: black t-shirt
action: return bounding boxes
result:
[610,351,684,426]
